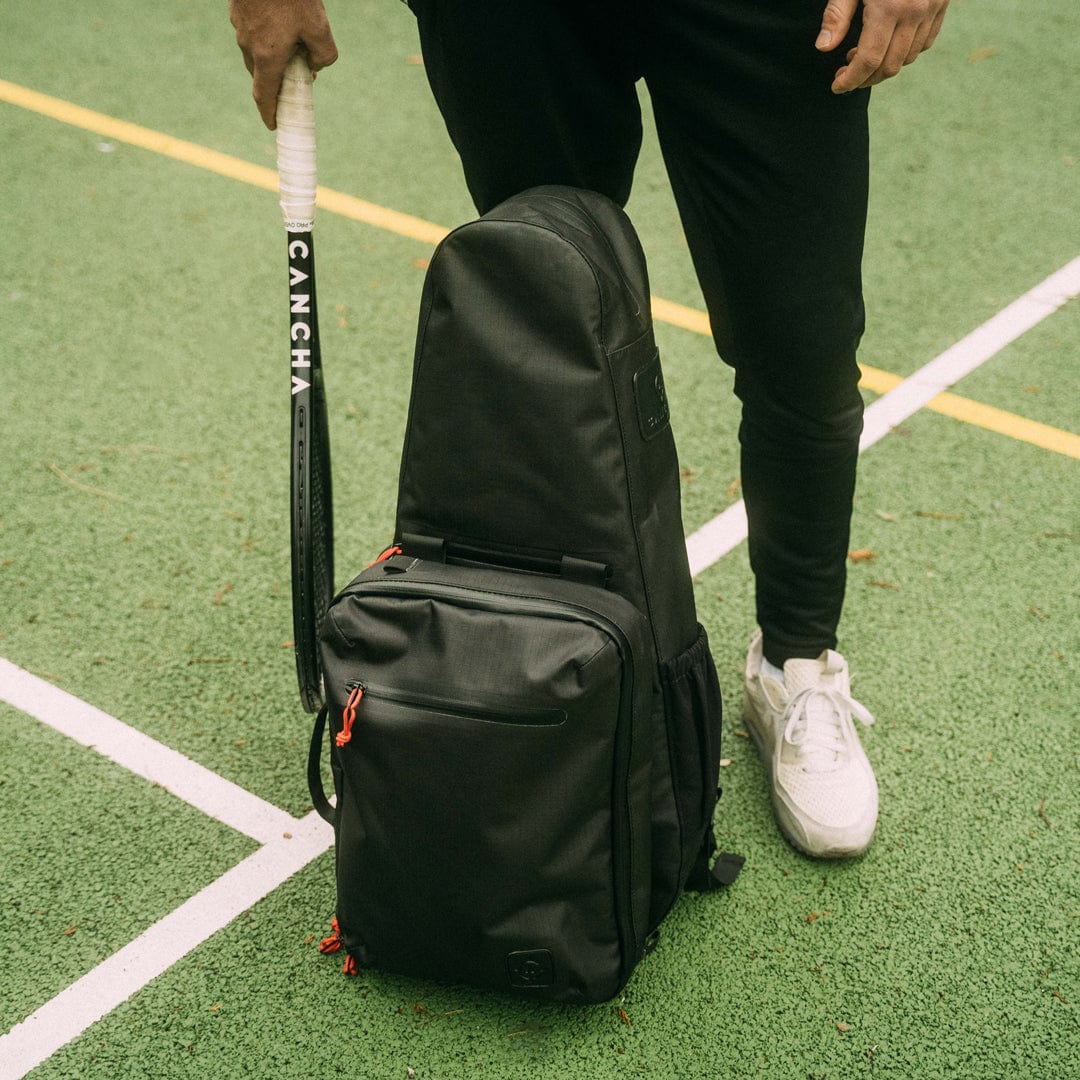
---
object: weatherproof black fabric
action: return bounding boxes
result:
[322,558,656,1002]
[395,187,698,666]
[317,188,725,1002]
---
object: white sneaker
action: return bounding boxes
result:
[742,630,878,858]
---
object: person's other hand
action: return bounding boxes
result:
[817,0,948,94]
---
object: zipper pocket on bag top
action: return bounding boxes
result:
[336,680,567,747]
[343,579,639,667]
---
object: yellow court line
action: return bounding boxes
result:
[0,78,447,246]
[648,295,1080,457]
[3,77,1077,460]
[911,387,1080,458]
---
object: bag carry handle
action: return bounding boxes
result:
[399,533,610,587]
[308,704,337,825]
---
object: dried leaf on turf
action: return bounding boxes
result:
[915,510,966,521]
[848,548,878,562]
[46,462,122,501]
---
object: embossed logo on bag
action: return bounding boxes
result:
[506,949,555,989]
[634,350,670,440]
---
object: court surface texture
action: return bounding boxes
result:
[1,2,1077,1077]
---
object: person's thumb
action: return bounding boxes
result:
[305,25,339,72]
[816,0,858,51]
[308,42,338,72]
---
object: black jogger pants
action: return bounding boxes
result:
[406,0,871,667]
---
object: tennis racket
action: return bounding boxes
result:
[278,55,334,713]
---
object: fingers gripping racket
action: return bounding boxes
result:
[278,56,334,713]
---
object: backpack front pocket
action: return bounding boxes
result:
[322,577,650,1002]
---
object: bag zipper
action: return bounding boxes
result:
[336,576,642,976]
[341,681,566,729]
[336,683,365,748]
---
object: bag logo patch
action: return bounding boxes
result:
[634,351,670,440]
[506,949,555,989]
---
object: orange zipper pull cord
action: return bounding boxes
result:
[319,916,360,974]
[319,915,342,955]
[336,685,364,748]
[366,544,403,568]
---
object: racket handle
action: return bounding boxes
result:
[276,55,316,232]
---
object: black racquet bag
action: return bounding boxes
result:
[309,186,740,1003]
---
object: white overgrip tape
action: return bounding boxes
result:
[277,56,316,231]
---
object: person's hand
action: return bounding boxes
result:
[229,0,339,128]
[816,0,948,94]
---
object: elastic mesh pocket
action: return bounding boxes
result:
[659,625,723,885]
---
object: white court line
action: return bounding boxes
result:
[856,256,1080,450]
[686,255,1080,576]
[0,811,332,1080]
[0,658,333,1077]
[685,501,749,578]
[0,658,297,845]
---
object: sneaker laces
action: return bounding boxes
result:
[781,657,874,775]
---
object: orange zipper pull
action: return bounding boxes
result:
[319,915,342,955]
[367,544,403,568]
[336,685,364,748]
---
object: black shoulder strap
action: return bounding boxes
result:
[308,704,337,825]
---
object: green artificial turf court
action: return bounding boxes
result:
[1,0,1078,1077]
[0,705,256,1035]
